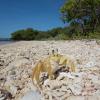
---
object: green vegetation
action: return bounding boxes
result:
[60,0,100,36]
[11,27,66,40]
[11,0,100,40]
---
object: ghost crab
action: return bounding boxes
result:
[32,49,76,90]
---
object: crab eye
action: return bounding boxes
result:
[62,65,66,68]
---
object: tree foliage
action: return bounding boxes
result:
[11,27,71,40]
[11,28,39,40]
[61,0,100,33]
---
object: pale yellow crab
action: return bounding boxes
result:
[32,49,76,90]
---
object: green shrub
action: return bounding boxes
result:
[11,27,100,40]
[54,33,70,40]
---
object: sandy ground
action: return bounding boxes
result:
[0,40,100,100]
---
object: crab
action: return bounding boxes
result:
[32,49,76,90]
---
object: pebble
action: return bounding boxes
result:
[21,90,41,100]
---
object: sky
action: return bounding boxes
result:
[0,0,66,38]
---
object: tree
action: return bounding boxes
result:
[60,0,100,33]
[47,27,63,37]
[11,28,39,40]
[11,30,24,40]
[35,31,51,40]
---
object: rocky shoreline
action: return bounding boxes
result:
[0,40,100,100]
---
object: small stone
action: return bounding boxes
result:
[21,90,41,100]
[10,70,16,75]
[10,86,18,95]
[67,96,85,100]
[68,84,83,95]
[23,74,29,79]
[85,95,99,100]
